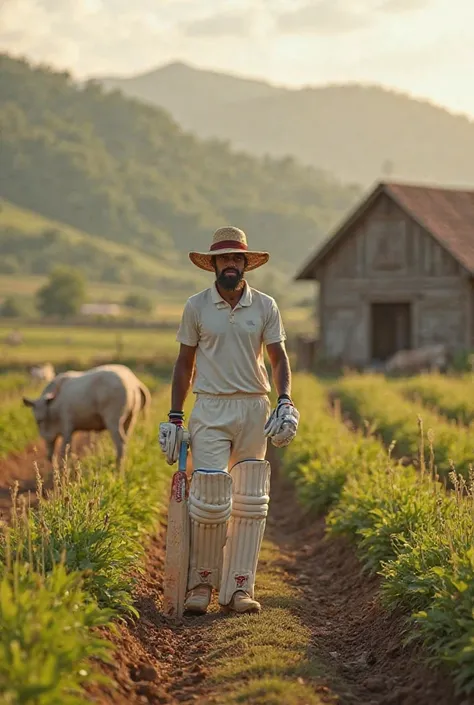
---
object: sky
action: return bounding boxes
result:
[1,0,473,118]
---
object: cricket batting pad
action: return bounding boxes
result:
[219,459,271,606]
[187,470,233,591]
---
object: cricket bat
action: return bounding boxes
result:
[162,432,190,620]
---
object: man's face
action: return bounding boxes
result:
[214,253,246,291]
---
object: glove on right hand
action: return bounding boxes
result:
[159,411,187,465]
[264,396,300,448]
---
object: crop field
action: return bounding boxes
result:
[0,360,473,704]
[0,323,180,368]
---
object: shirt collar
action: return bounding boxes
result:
[211,281,253,308]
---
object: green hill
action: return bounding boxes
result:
[0,53,360,279]
[99,61,474,188]
[0,198,206,292]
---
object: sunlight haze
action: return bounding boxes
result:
[1,0,473,118]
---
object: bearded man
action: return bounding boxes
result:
[159,226,299,615]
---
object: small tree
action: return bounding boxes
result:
[36,266,86,318]
[124,292,153,314]
[0,296,24,318]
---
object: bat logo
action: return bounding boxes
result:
[199,570,212,582]
[171,473,187,502]
[235,574,248,589]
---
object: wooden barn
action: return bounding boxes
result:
[295,181,474,367]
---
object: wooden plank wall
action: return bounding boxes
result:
[319,193,471,364]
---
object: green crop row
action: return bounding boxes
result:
[283,374,474,696]
[333,374,474,479]
[0,387,176,704]
[396,373,474,427]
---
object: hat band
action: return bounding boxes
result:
[209,240,248,252]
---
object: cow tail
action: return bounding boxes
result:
[138,383,151,419]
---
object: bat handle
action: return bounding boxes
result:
[178,437,188,472]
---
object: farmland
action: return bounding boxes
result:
[0,338,473,703]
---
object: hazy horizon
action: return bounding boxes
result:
[1,0,473,119]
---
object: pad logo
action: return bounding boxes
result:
[171,473,186,502]
[199,570,212,583]
[235,574,248,589]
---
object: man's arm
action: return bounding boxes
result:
[266,341,292,399]
[171,343,197,412]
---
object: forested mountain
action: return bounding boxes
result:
[0,54,360,282]
[99,61,474,188]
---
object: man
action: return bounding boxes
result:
[159,226,299,615]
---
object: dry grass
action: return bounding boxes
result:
[203,541,329,705]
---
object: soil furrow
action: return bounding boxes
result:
[267,471,467,705]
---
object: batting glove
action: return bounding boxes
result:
[159,411,186,465]
[264,395,300,448]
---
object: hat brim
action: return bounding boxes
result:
[189,248,270,272]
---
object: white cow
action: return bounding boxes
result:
[30,363,56,383]
[385,344,449,375]
[23,364,151,468]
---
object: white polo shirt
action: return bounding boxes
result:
[176,282,286,395]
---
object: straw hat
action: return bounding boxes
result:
[189,227,270,272]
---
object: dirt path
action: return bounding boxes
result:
[85,450,466,705]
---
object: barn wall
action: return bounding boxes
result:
[319,193,469,364]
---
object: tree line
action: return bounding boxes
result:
[0,54,360,274]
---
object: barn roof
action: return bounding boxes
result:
[295,181,474,280]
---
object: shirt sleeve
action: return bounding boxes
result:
[263,300,287,345]
[176,299,199,346]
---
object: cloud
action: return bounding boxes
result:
[378,0,429,12]
[182,12,251,37]
[276,1,374,35]
[275,0,431,35]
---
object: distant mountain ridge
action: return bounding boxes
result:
[99,62,474,188]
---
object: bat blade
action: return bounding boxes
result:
[162,438,190,620]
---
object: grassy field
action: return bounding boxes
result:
[0,366,473,701]
[0,323,180,368]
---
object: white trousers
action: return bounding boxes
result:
[189,393,271,471]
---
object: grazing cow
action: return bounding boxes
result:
[30,363,56,383]
[385,344,449,375]
[23,364,151,468]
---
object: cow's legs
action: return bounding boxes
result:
[59,427,74,465]
[105,417,127,470]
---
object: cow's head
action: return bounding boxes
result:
[23,382,63,456]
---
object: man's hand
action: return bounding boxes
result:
[159,411,187,465]
[264,395,300,448]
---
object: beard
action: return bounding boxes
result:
[216,268,244,291]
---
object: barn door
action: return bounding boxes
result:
[371,303,411,362]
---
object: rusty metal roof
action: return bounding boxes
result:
[295,181,474,279]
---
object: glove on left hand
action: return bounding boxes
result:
[264,395,300,448]
[159,411,186,465]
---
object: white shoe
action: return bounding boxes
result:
[225,590,261,614]
[184,585,212,614]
